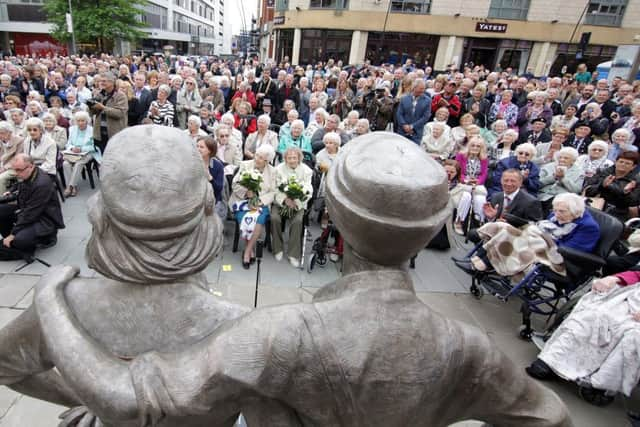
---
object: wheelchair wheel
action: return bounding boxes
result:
[518,324,533,340]
[470,284,484,300]
[307,253,316,273]
[578,386,615,407]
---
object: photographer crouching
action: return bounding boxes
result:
[88,72,128,154]
[0,154,64,260]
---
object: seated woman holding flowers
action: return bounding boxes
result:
[229,144,277,269]
[272,147,313,268]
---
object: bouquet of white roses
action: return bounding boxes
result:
[238,170,263,207]
[278,174,310,219]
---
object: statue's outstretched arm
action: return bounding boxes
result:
[36,269,304,426]
[34,266,139,422]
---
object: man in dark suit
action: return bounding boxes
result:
[516,117,551,147]
[564,121,592,155]
[577,88,616,120]
[482,169,544,225]
[275,74,299,112]
[131,72,153,125]
[255,69,277,114]
[395,79,431,145]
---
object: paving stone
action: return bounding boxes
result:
[0,275,38,308]
[0,395,65,427]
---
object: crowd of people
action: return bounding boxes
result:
[0,52,639,417]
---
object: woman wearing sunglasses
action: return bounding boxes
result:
[490,142,540,197]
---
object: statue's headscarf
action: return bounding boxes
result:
[86,125,222,284]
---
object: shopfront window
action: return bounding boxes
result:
[585,0,627,27]
[275,0,289,12]
[275,29,294,63]
[488,0,530,20]
[390,0,431,14]
[366,32,438,66]
[309,0,349,8]
[299,29,351,64]
[550,44,616,75]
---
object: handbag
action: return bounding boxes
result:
[63,152,84,164]
[581,187,606,211]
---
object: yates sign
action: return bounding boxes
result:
[475,22,508,33]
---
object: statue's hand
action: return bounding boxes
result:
[130,352,174,427]
[58,406,103,427]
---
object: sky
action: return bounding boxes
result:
[229,0,259,35]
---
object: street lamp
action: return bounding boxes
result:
[66,0,77,55]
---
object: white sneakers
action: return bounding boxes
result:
[274,252,299,268]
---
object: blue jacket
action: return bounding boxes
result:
[490,156,540,197]
[553,210,600,253]
[395,93,431,144]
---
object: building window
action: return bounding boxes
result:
[585,0,627,26]
[488,0,530,20]
[390,0,431,14]
[275,0,289,11]
[309,0,349,8]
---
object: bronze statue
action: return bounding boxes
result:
[3,128,572,426]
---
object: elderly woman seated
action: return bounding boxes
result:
[42,112,67,151]
[575,140,613,178]
[220,113,244,155]
[229,144,277,269]
[453,136,489,234]
[184,115,208,143]
[470,193,600,276]
[277,119,312,155]
[316,131,341,175]
[271,147,313,268]
[354,119,370,137]
[537,147,584,212]
[484,119,508,148]
[244,114,278,159]
[584,150,640,221]
[534,127,569,167]
[607,128,638,161]
[424,107,452,140]
[339,110,359,137]
[304,107,328,139]
[490,142,540,196]
[421,121,455,162]
[62,111,97,197]
[526,270,640,406]
[488,128,518,165]
[214,124,242,176]
[23,117,57,178]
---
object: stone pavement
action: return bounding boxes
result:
[0,183,637,426]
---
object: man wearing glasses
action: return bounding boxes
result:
[88,72,128,154]
[0,154,64,260]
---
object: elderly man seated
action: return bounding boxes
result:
[0,121,23,194]
[0,154,64,260]
[526,270,640,407]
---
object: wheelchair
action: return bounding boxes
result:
[452,207,624,339]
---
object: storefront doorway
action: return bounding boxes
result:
[365,32,439,66]
[463,38,532,73]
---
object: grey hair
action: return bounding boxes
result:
[25,117,44,130]
[554,146,579,162]
[255,143,276,163]
[516,142,536,157]
[257,114,271,125]
[315,108,329,121]
[73,110,91,123]
[287,109,299,119]
[0,121,13,133]
[503,129,519,140]
[588,140,608,155]
[41,112,56,123]
[612,127,631,141]
[158,84,172,95]
[552,193,585,218]
[221,113,235,125]
[323,131,342,146]
[347,110,359,119]
[9,108,24,116]
[291,119,305,130]
[187,115,201,127]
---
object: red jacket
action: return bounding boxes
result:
[614,270,640,286]
[231,90,257,110]
[431,93,462,118]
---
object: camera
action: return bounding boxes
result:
[85,98,98,108]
